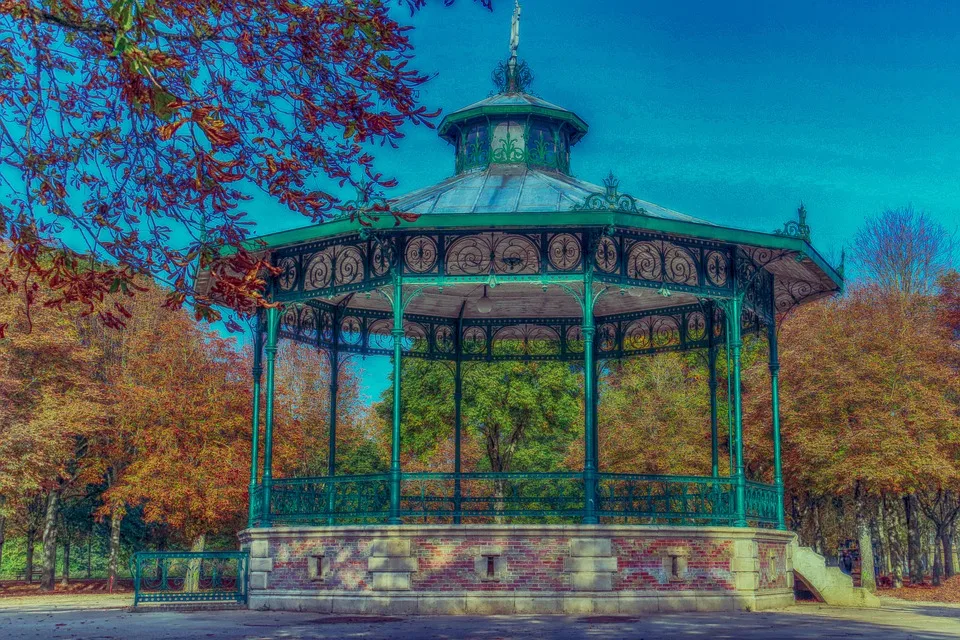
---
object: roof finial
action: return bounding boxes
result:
[508,1,521,92]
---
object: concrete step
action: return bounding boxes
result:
[791,540,880,608]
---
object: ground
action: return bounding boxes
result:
[1,597,959,639]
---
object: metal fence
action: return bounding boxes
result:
[252,472,778,527]
[130,551,248,606]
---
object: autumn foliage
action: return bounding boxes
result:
[0,0,488,333]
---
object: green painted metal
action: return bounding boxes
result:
[228,210,842,292]
[389,274,403,525]
[131,551,248,606]
[248,318,263,528]
[251,472,778,527]
[708,351,719,479]
[261,306,280,526]
[768,317,786,530]
[438,104,589,143]
[453,304,465,525]
[582,266,598,524]
[724,296,747,527]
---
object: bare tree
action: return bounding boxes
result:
[854,206,956,296]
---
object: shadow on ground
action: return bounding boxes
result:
[1,604,959,640]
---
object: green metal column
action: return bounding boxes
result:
[247,317,264,528]
[724,298,747,527]
[261,306,280,527]
[706,304,719,479]
[389,276,403,525]
[453,356,463,524]
[708,345,719,479]
[768,318,786,530]
[582,269,598,524]
[326,347,339,526]
[453,303,465,524]
[328,357,339,477]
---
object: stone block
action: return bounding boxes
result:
[564,556,617,573]
[658,594,700,613]
[618,593,660,614]
[732,539,758,558]
[371,538,410,557]
[249,539,269,558]
[417,595,467,615]
[249,557,274,573]
[368,556,418,572]
[695,593,736,612]
[729,557,759,572]
[570,571,613,591]
[332,595,418,615]
[569,538,612,557]
[733,571,759,591]
[592,595,619,614]
[563,595,598,615]
[514,595,563,614]
[465,594,515,615]
[248,571,268,590]
[371,572,411,591]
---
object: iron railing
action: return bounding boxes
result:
[131,551,248,606]
[252,473,778,527]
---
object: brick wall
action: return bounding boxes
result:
[257,531,770,593]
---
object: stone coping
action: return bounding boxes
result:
[239,524,794,543]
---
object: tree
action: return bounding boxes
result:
[0,269,109,589]
[854,206,955,297]
[744,286,960,591]
[595,353,716,476]
[0,0,489,331]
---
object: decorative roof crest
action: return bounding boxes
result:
[572,171,647,214]
[774,202,812,242]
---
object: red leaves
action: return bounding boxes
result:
[5,0,449,326]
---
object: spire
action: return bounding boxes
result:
[507,1,522,92]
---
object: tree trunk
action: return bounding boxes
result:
[0,508,5,571]
[933,532,943,586]
[107,505,123,592]
[60,537,70,586]
[86,528,93,579]
[184,534,206,593]
[942,531,955,578]
[25,529,35,583]
[40,489,60,591]
[812,500,826,555]
[855,485,876,592]
[905,494,923,584]
[885,495,904,589]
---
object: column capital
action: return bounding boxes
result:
[768,362,781,374]
[252,365,263,380]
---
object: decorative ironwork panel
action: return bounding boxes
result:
[546,233,583,272]
[131,552,247,606]
[444,232,541,276]
[744,480,779,527]
[596,474,734,525]
[252,472,778,526]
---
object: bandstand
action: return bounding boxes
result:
[212,13,843,615]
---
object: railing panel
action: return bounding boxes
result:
[744,480,779,527]
[596,474,735,525]
[254,473,778,527]
[131,551,247,606]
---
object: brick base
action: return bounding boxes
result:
[239,525,795,614]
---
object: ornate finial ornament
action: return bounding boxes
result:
[774,202,812,242]
[492,1,533,93]
[340,181,389,221]
[572,171,647,214]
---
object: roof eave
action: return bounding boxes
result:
[228,210,842,291]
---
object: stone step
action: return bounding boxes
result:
[791,541,880,608]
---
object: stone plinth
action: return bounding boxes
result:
[238,524,794,614]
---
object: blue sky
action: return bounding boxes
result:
[261,0,960,400]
